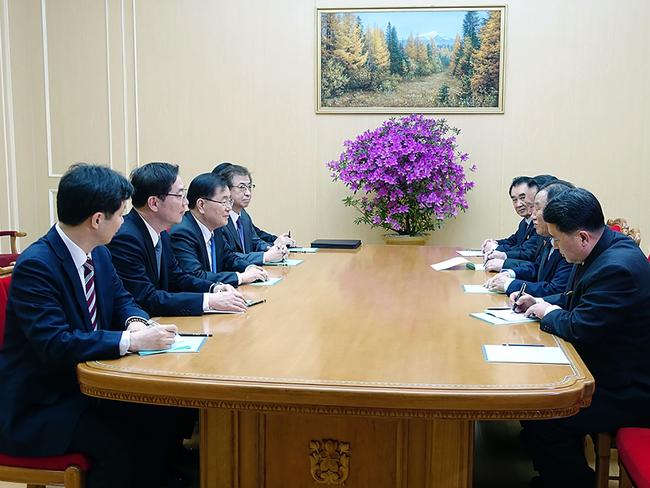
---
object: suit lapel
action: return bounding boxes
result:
[226,217,243,252]
[187,213,210,269]
[127,209,159,285]
[46,227,93,331]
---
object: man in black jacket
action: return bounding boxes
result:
[518,188,650,487]
[170,173,268,286]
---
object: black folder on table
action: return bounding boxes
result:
[310,239,362,249]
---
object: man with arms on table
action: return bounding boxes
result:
[515,188,650,487]
[170,172,269,286]
[212,162,290,266]
[0,164,179,488]
[107,162,247,316]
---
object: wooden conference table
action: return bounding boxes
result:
[77,245,594,488]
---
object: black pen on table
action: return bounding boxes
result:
[502,343,544,347]
[178,333,213,337]
[511,282,527,311]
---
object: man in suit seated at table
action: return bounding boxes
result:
[513,188,650,487]
[0,164,181,488]
[212,162,290,266]
[483,181,574,296]
[169,172,269,286]
[482,176,555,272]
[107,162,248,316]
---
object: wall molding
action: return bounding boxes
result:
[48,188,57,226]
[120,0,129,175]
[104,0,113,168]
[132,0,140,165]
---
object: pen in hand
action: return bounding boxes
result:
[511,282,527,311]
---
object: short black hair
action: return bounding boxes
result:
[509,176,533,196]
[130,162,179,208]
[212,162,251,187]
[531,174,558,189]
[539,180,575,201]
[188,173,228,209]
[543,188,605,233]
[57,163,133,226]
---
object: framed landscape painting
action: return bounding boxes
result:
[316,6,506,114]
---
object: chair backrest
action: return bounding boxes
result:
[0,275,11,348]
[607,218,642,246]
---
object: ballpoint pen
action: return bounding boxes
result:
[512,282,527,311]
[502,343,544,347]
[178,333,213,337]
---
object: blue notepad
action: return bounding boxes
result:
[138,336,206,356]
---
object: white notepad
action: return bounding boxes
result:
[457,250,484,257]
[483,344,570,364]
[250,277,282,286]
[463,285,499,294]
[264,259,303,267]
[289,247,318,253]
[139,336,206,356]
[431,257,469,271]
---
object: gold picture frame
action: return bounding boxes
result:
[316,6,506,114]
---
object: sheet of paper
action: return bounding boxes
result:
[483,344,570,364]
[289,247,318,253]
[204,309,244,314]
[485,309,538,323]
[264,259,303,267]
[457,250,484,257]
[470,312,514,325]
[138,336,206,356]
[431,257,468,271]
[463,285,498,294]
[250,277,282,286]
[466,263,486,271]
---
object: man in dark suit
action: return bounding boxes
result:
[482,176,555,271]
[516,188,650,487]
[107,162,248,316]
[170,172,268,286]
[212,163,289,266]
[0,164,179,488]
[484,181,574,296]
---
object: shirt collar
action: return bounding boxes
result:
[134,209,160,247]
[229,210,240,224]
[191,213,213,245]
[55,223,90,269]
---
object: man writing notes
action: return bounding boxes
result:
[483,181,573,296]
[107,162,247,315]
[212,162,290,265]
[170,172,269,286]
[0,164,180,488]
[514,188,650,487]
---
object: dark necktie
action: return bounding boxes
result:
[210,236,217,273]
[236,218,246,251]
[154,239,162,278]
[83,258,99,331]
[537,240,551,281]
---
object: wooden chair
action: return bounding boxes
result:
[0,230,26,275]
[607,218,642,246]
[0,275,90,487]
[617,427,650,488]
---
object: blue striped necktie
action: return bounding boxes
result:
[83,258,98,331]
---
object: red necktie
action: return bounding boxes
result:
[83,258,98,330]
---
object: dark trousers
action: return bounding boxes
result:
[521,385,650,488]
[68,399,196,488]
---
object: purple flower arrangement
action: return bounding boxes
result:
[327,114,476,236]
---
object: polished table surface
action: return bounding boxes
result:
[77,245,594,487]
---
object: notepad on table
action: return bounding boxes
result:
[457,250,484,257]
[482,344,570,364]
[465,262,485,271]
[138,336,206,356]
[265,259,303,266]
[289,247,318,253]
[470,309,538,325]
[250,277,282,286]
[463,285,498,294]
[431,257,469,271]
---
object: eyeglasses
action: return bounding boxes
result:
[202,197,233,209]
[231,183,255,192]
[162,188,188,199]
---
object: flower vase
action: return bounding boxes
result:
[382,234,428,246]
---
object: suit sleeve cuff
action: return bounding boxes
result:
[119,331,130,355]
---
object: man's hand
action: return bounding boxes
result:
[485,250,507,261]
[239,265,268,284]
[263,244,288,263]
[213,283,236,293]
[525,301,552,319]
[484,273,509,292]
[481,239,498,253]
[208,290,248,312]
[485,258,505,273]
[274,233,295,248]
[509,292,536,313]
[129,323,177,352]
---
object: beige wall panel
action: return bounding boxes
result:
[0,1,10,251]
[132,0,649,255]
[44,0,111,175]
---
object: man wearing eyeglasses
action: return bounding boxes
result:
[169,173,269,286]
[107,162,248,316]
[212,163,290,266]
